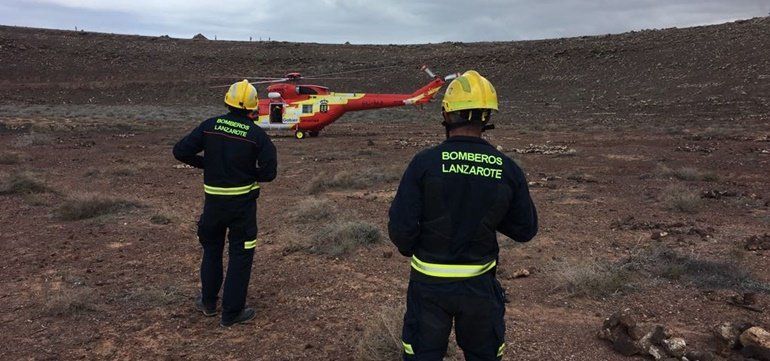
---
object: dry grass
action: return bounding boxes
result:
[123,285,184,307]
[661,186,703,213]
[289,221,383,256]
[56,194,140,221]
[287,197,338,223]
[635,246,770,292]
[43,287,97,316]
[354,304,405,361]
[354,304,460,360]
[109,166,139,177]
[149,213,174,225]
[0,152,22,165]
[0,172,51,195]
[657,164,718,182]
[552,246,770,298]
[307,168,400,194]
[13,132,54,147]
[552,258,634,298]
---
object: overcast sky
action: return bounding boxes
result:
[1,0,768,44]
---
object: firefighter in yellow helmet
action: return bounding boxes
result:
[173,80,277,327]
[388,71,538,360]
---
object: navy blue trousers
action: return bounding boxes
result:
[197,196,257,322]
[402,273,506,361]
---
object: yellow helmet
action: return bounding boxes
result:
[441,70,498,113]
[224,79,259,110]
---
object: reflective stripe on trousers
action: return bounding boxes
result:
[410,255,496,278]
[402,341,414,355]
[204,182,260,196]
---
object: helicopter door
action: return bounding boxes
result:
[270,103,283,123]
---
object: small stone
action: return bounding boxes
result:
[604,312,621,329]
[612,331,641,356]
[651,325,672,345]
[511,268,530,278]
[714,322,745,355]
[636,330,654,351]
[743,292,758,305]
[685,350,716,361]
[662,337,687,357]
[382,251,393,258]
[648,345,666,360]
[618,311,637,328]
[651,231,669,240]
[629,324,650,341]
[739,327,770,361]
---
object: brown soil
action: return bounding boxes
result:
[1,18,769,360]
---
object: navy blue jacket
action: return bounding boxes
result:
[388,136,537,281]
[173,112,277,198]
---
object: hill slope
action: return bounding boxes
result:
[0,18,768,124]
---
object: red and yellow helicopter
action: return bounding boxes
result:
[233,66,457,139]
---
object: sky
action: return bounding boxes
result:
[1,0,768,44]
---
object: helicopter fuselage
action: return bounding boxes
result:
[251,77,445,138]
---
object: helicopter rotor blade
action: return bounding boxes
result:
[252,78,291,84]
[208,75,283,80]
[300,76,362,80]
[301,65,401,78]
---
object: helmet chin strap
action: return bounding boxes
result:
[442,110,493,138]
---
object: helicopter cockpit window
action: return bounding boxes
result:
[296,86,319,95]
[302,104,313,114]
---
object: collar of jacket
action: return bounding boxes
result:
[226,111,253,122]
[444,135,492,146]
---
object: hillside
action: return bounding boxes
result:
[1,17,769,125]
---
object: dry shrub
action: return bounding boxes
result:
[553,246,770,298]
[657,164,718,182]
[633,246,770,292]
[287,197,338,223]
[307,168,400,194]
[149,213,173,225]
[552,258,633,298]
[13,132,54,147]
[355,304,404,361]
[0,172,50,195]
[299,221,383,256]
[56,194,140,221]
[661,186,702,213]
[0,152,21,165]
[124,285,184,306]
[43,287,97,316]
[109,166,138,177]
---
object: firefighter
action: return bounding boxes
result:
[388,71,538,360]
[173,79,277,327]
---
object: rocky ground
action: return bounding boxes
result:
[0,17,769,360]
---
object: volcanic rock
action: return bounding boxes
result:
[685,350,716,361]
[739,327,770,361]
[745,234,770,251]
[714,321,752,355]
[662,337,687,357]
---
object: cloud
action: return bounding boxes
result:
[1,0,767,43]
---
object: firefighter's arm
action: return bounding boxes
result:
[172,122,205,169]
[388,157,423,257]
[497,166,538,242]
[254,131,277,182]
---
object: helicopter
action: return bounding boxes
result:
[226,66,458,139]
